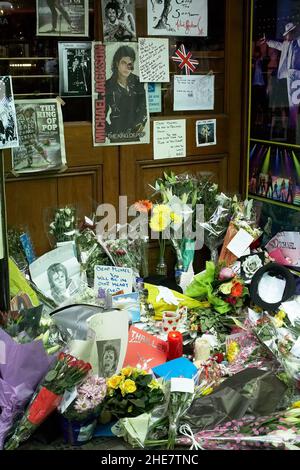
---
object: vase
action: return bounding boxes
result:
[61,415,97,446]
[156,257,167,276]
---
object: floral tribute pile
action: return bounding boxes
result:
[2,172,300,450]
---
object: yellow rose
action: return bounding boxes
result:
[147,379,161,391]
[273,310,286,328]
[292,401,300,409]
[227,341,240,363]
[106,375,123,390]
[120,379,137,396]
[121,366,133,377]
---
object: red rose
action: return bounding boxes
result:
[225,296,237,305]
[231,282,243,298]
[213,353,224,363]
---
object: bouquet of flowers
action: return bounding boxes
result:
[150,172,219,272]
[48,206,77,247]
[178,405,300,450]
[75,225,111,286]
[219,198,262,266]
[167,378,195,449]
[102,367,164,420]
[62,375,107,421]
[5,353,91,450]
[186,262,248,316]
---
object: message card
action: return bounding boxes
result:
[138,38,169,83]
[94,265,133,295]
[153,119,186,160]
[174,75,214,111]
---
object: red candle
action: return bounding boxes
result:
[167,331,183,361]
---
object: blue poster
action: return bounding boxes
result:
[148,83,162,113]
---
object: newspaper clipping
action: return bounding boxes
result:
[12,99,66,174]
[36,0,89,37]
[59,42,92,97]
[101,0,136,42]
[0,76,19,150]
[92,41,150,146]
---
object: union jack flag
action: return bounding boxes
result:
[171,44,199,75]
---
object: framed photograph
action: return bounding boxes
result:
[58,42,92,97]
[101,0,136,42]
[92,42,150,146]
[12,99,66,174]
[36,0,89,37]
[147,0,207,37]
[196,119,216,147]
[0,76,19,150]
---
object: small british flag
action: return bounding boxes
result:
[171,44,199,75]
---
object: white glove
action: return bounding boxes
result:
[156,286,180,306]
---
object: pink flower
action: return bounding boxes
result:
[219,267,235,280]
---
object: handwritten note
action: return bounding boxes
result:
[138,38,169,82]
[174,75,214,111]
[153,119,186,160]
[94,265,133,295]
[148,83,162,113]
[147,0,207,37]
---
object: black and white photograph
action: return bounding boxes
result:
[58,42,92,97]
[36,0,89,37]
[12,99,66,174]
[196,119,216,147]
[92,42,150,146]
[29,243,81,306]
[147,0,207,37]
[101,0,136,42]
[96,339,121,378]
[0,76,19,150]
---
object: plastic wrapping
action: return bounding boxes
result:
[199,193,232,263]
[46,205,78,248]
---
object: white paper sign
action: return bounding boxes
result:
[147,0,207,37]
[138,38,169,83]
[153,119,186,160]
[171,378,195,394]
[174,75,214,111]
[94,265,133,295]
[226,229,254,258]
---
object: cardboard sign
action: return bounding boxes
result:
[94,265,133,295]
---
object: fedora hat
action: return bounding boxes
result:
[283,22,296,36]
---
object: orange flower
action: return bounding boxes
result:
[230,282,243,298]
[134,200,153,213]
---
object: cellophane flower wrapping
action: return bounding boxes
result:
[0,329,55,449]
[219,199,262,266]
[4,353,91,450]
[178,407,300,450]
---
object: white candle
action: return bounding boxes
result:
[194,337,211,362]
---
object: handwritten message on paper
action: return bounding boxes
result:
[138,38,169,83]
[147,0,207,37]
[153,119,186,160]
[174,75,214,111]
[94,265,133,294]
